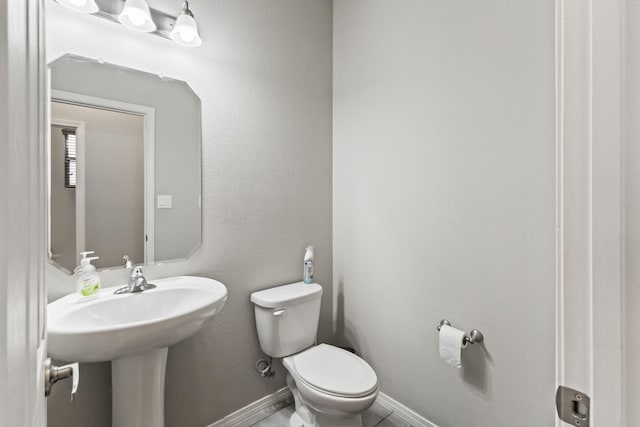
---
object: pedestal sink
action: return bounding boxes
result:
[47,276,228,427]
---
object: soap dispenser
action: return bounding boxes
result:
[74,251,101,297]
[303,246,314,284]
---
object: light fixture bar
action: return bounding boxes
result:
[93,0,177,40]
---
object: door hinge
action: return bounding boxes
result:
[556,385,590,427]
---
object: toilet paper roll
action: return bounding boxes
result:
[439,324,466,368]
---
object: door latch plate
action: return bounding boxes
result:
[556,385,590,427]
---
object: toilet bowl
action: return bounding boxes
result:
[283,344,378,427]
[251,283,379,427]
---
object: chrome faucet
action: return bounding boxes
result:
[114,265,156,294]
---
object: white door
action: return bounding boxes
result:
[0,0,48,426]
[557,0,624,426]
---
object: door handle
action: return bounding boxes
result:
[44,357,79,401]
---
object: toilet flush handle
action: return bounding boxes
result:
[273,309,286,317]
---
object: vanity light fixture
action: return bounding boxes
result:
[118,0,156,33]
[169,1,202,47]
[52,0,203,47]
[54,0,99,14]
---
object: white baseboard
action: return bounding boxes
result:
[208,388,438,427]
[208,387,293,427]
[376,392,439,427]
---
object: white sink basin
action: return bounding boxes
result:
[47,275,228,427]
[48,276,228,362]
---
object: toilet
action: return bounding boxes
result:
[251,282,379,427]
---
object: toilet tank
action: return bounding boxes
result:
[251,282,322,358]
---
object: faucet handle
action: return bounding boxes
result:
[123,255,134,269]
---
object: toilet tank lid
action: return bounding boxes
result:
[251,282,322,308]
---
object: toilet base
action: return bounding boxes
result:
[288,412,306,427]
[286,374,364,427]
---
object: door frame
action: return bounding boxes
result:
[0,0,47,426]
[556,0,624,425]
[50,90,156,265]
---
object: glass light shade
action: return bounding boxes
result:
[170,14,202,47]
[55,0,99,14]
[118,0,156,33]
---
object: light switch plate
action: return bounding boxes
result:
[157,195,172,209]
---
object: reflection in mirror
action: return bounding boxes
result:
[48,54,202,272]
[50,102,146,272]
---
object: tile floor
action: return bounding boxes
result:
[251,401,413,427]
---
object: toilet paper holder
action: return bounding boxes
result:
[437,319,484,345]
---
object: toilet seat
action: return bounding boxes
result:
[288,344,378,398]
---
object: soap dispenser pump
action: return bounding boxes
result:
[74,251,101,297]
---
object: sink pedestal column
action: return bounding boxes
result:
[112,347,168,427]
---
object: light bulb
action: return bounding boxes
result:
[179,30,196,43]
[170,10,202,47]
[127,10,146,26]
[118,0,156,32]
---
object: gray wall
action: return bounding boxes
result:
[46,1,333,426]
[49,123,76,272]
[51,102,144,269]
[333,1,556,426]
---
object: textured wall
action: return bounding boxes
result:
[333,1,556,426]
[45,1,333,426]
